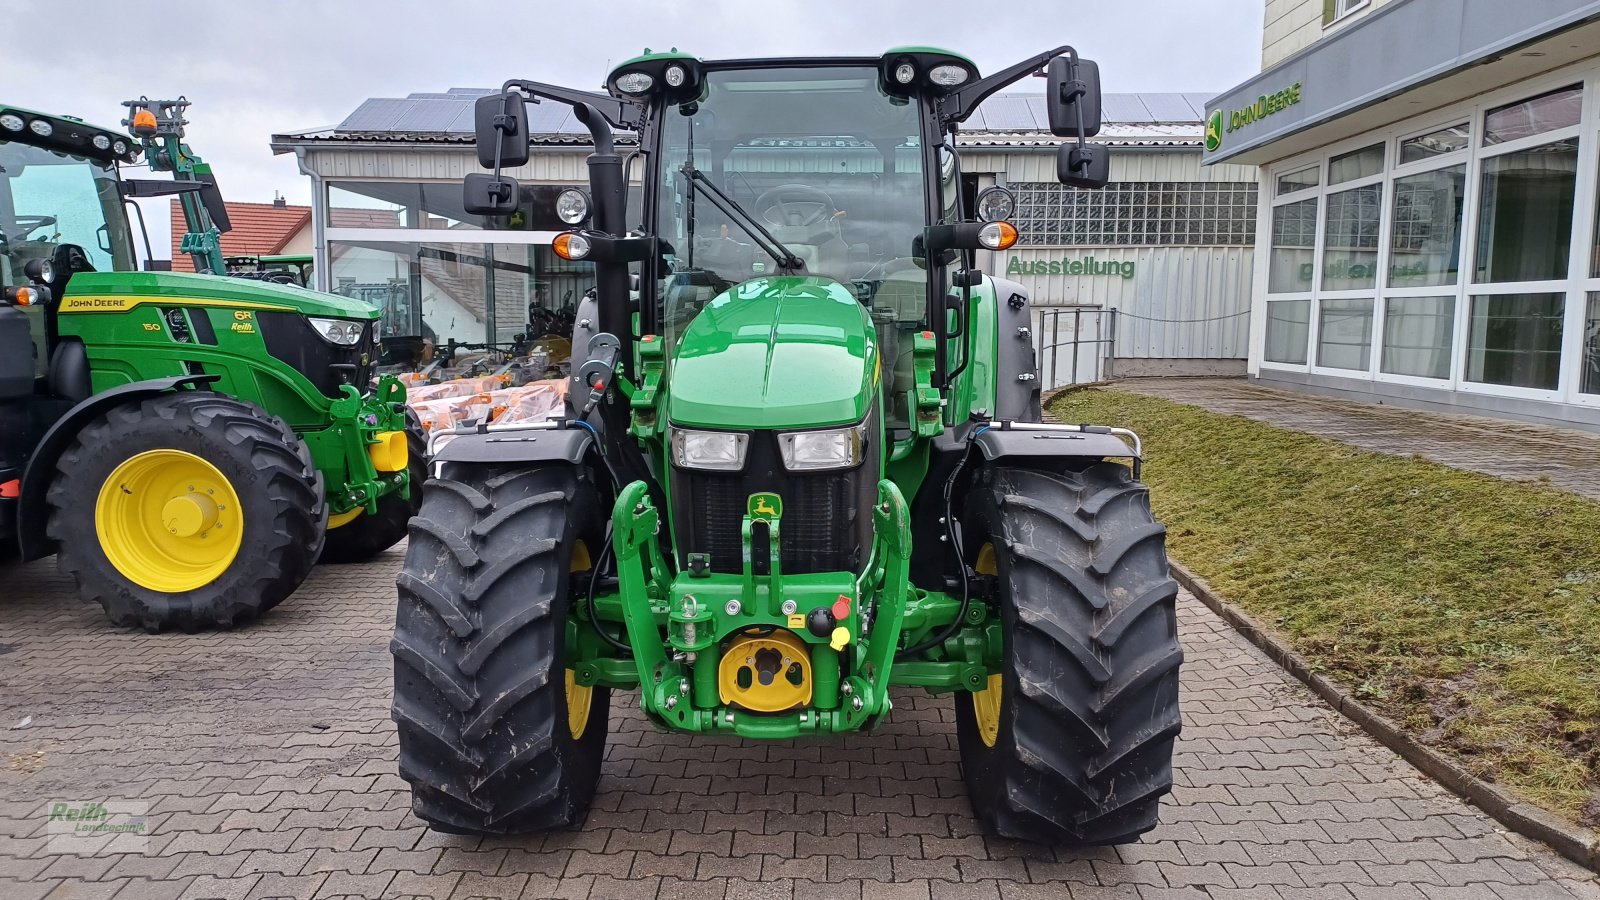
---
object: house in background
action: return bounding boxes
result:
[167,197,311,272]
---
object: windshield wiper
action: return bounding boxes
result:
[680,164,804,274]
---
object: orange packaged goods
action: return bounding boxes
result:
[405,374,511,404]
[489,381,567,425]
[410,379,569,433]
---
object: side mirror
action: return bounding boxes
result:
[475,93,530,170]
[198,176,231,233]
[1047,56,1102,138]
[1058,144,1110,189]
[463,173,523,216]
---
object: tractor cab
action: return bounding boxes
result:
[0,107,141,508]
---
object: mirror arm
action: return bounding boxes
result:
[940,45,1075,124]
[501,79,646,132]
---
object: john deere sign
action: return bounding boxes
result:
[1206,82,1303,152]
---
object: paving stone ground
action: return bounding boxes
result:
[1111,377,1600,500]
[1,551,1596,899]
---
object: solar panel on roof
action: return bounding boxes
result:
[1099,94,1153,124]
[393,98,474,133]
[975,95,1041,132]
[336,98,412,133]
[1139,94,1201,122]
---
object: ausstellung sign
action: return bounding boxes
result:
[1007,256,1136,279]
[1205,82,1303,152]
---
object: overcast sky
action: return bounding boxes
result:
[10,0,1262,260]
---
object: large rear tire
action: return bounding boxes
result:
[46,392,325,632]
[319,409,427,563]
[391,462,609,834]
[957,462,1182,845]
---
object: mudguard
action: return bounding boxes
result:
[431,425,595,469]
[973,424,1139,468]
[986,273,1041,423]
[18,374,219,561]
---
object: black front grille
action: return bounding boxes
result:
[672,430,877,576]
[257,312,376,399]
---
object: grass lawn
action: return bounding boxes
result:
[1051,388,1600,828]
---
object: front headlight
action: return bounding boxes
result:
[778,422,866,472]
[670,427,749,472]
[308,317,364,346]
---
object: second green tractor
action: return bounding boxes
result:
[393,46,1182,844]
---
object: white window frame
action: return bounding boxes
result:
[1250,60,1600,411]
[1326,0,1371,28]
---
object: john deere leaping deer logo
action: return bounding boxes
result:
[748,492,782,520]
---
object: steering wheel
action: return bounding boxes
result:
[753,184,839,228]
[4,215,56,243]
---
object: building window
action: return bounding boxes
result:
[1473,139,1579,283]
[327,182,482,230]
[1269,197,1318,293]
[328,240,592,346]
[1322,183,1382,290]
[1329,144,1384,185]
[1465,293,1565,390]
[1317,298,1375,370]
[1389,165,1465,288]
[1400,124,1471,164]
[1011,181,1258,247]
[1277,166,1320,197]
[1323,0,1369,25]
[1265,299,1311,364]
[1583,294,1600,396]
[1483,85,1583,146]
[1382,296,1455,379]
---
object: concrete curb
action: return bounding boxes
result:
[1170,560,1600,875]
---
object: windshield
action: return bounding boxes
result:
[0,139,136,288]
[656,66,931,345]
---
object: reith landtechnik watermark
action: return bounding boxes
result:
[43,801,150,854]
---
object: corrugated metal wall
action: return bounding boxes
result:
[306,148,619,183]
[992,247,1253,360]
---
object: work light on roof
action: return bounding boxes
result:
[894,62,917,85]
[664,65,686,88]
[28,119,52,137]
[615,72,655,95]
[928,64,970,87]
[112,140,127,156]
[0,114,23,132]
[92,135,111,150]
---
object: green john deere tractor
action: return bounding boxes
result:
[393,46,1182,844]
[0,101,422,631]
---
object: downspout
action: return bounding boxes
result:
[291,145,329,293]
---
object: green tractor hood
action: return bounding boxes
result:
[668,276,876,430]
[62,271,378,319]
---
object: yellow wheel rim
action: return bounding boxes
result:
[94,449,243,593]
[971,542,1002,747]
[327,508,364,529]
[565,669,592,739]
[565,540,594,739]
[973,673,1004,747]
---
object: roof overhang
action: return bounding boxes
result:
[1203,0,1600,166]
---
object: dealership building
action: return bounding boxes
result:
[271,88,1258,382]
[1208,0,1600,429]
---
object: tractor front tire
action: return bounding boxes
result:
[391,462,609,834]
[319,409,427,564]
[957,462,1183,845]
[46,392,325,632]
